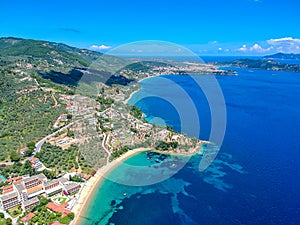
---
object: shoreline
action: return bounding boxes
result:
[72,73,212,225]
[71,147,151,225]
[123,88,140,104]
[71,144,207,225]
[123,75,153,104]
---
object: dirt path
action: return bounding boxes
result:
[51,93,58,107]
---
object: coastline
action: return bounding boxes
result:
[71,147,151,225]
[123,88,140,104]
[123,75,153,104]
[72,73,210,225]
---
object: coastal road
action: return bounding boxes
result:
[101,133,111,164]
[34,122,75,154]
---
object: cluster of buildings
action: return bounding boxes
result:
[0,174,81,211]
[47,133,78,150]
[53,114,68,128]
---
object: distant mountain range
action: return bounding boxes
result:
[221,58,300,72]
[263,53,300,60]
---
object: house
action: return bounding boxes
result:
[80,174,91,181]
[59,114,68,121]
[46,202,71,217]
[29,158,43,170]
[50,222,64,225]
[63,183,81,195]
[20,212,35,223]
[20,147,29,155]
[22,197,40,211]
[0,192,19,210]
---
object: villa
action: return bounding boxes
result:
[29,158,44,170]
[20,212,35,223]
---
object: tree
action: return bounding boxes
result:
[68,212,75,220]
[10,151,21,162]
[6,218,12,225]
[23,160,32,170]
[38,196,49,206]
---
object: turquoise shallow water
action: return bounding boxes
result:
[80,151,197,225]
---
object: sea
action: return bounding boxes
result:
[80,57,300,225]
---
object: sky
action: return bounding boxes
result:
[1,0,300,55]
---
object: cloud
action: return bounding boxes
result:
[90,44,112,50]
[237,43,272,53]
[266,37,300,53]
[249,43,273,53]
[267,37,300,45]
[238,44,248,52]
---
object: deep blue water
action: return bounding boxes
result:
[82,66,300,225]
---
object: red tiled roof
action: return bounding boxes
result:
[50,222,64,225]
[2,185,13,194]
[27,184,43,194]
[30,157,39,161]
[46,202,71,217]
[7,176,22,183]
[20,212,35,222]
[20,147,29,152]
[82,174,91,180]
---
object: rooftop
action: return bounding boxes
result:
[46,202,71,216]
[20,212,35,222]
[44,179,59,187]
[58,177,68,184]
[14,183,25,193]
[0,191,18,201]
[23,196,40,207]
[2,185,14,194]
[50,222,64,225]
[7,176,22,183]
[27,184,43,195]
[64,183,80,191]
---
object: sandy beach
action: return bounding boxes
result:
[123,75,154,104]
[71,147,151,225]
[123,88,141,104]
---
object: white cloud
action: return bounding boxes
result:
[249,43,273,53]
[266,37,300,53]
[267,37,300,45]
[90,44,112,50]
[237,43,272,53]
[238,44,248,52]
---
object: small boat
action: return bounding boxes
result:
[123,192,127,196]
